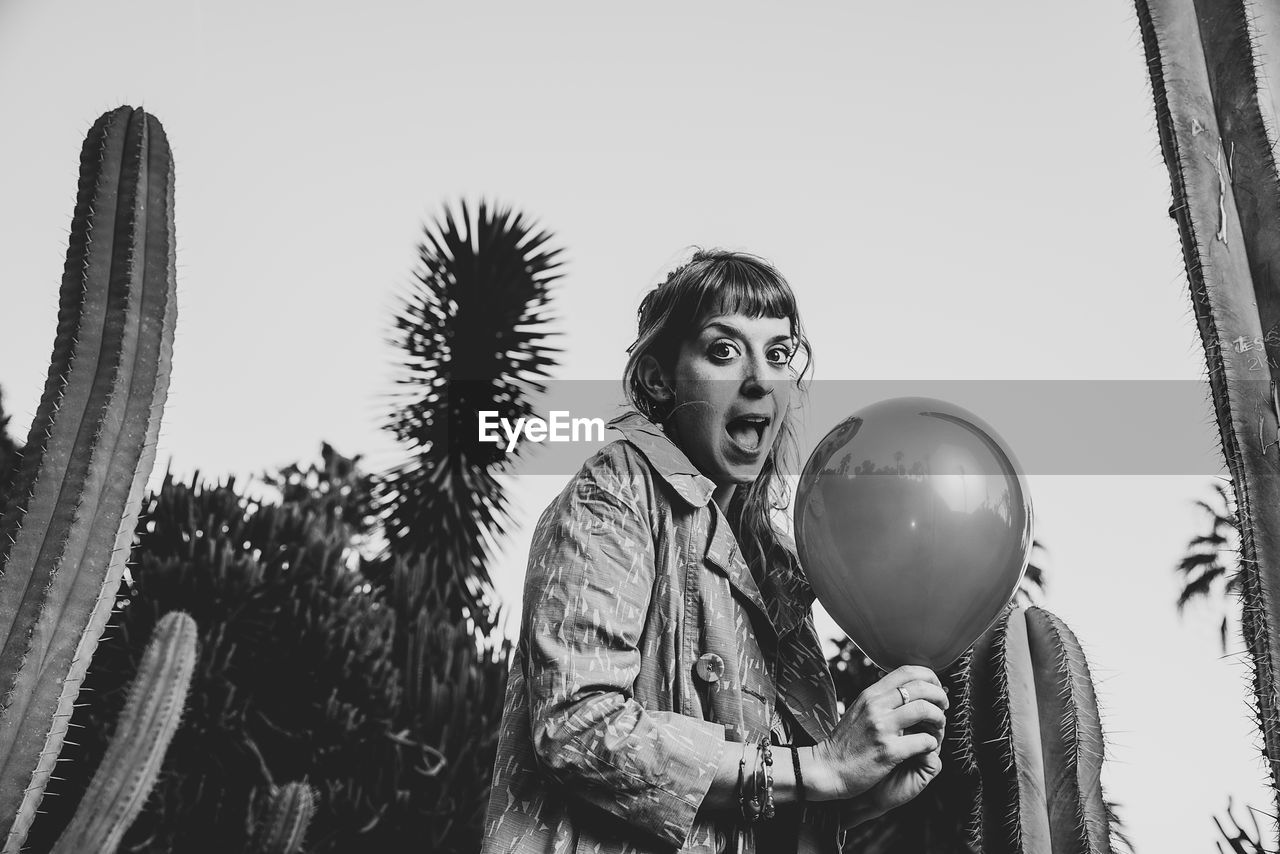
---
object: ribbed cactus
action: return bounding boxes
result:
[50,611,196,853]
[960,605,1111,854]
[0,105,177,851]
[249,782,316,854]
[1135,0,1280,834]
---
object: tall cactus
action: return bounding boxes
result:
[961,605,1112,854]
[0,105,177,851]
[50,611,196,854]
[1135,0,1280,832]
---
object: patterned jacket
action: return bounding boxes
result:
[480,411,847,854]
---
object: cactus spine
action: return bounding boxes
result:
[50,611,196,853]
[0,105,177,851]
[961,606,1111,854]
[1135,0,1280,831]
[250,782,316,854]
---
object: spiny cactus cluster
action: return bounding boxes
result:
[0,105,177,853]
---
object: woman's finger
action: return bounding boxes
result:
[870,680,949,716]
[893,680,949,711]
[892,700,948,733]
[887,731,940,763]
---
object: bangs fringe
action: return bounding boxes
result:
[686,256,799,333]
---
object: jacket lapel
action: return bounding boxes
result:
[605,412,716,507]
[703,503,773,630]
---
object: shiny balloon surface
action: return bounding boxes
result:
[794,397,1033,671]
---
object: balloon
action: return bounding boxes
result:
[794,397,1033,672]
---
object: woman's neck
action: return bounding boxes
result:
[712,482,735,514]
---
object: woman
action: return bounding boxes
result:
[481,250,949,854]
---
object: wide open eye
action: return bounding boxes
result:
[767,345,795,365]
[709,341,739,361]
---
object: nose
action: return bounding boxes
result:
[740,351,777,398]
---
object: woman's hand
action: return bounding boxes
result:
[860,725,944,815]
[809,665,948,801]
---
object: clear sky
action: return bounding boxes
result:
[0,1,1271,850]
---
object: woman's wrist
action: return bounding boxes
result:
[798,744,844,802]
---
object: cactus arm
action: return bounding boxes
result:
[0,106,176,850]
[947,648,986,852]
[1025,608,1109,854]
[971,608,1025,853]
[1135,0,1280,822]
[970,607,1112,854]
[963,611,1008,852]
[50,611,196,854]
[249,782,316,854]
[1002,608,1053,853]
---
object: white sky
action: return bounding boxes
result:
[0,1,1272,850]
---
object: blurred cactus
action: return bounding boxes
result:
[1136,0,1280,833]
[50,611,196,854]
[373,200,560,851]
[0,105,176,852]
[377,200,562,631]
[249,781,315,854]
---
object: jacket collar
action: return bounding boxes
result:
[606,410,816,638]
[606,411,716,508]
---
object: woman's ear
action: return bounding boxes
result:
[637,354,673,402]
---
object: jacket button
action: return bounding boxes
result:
[695,652,725,683]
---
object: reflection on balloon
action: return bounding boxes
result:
[794,397,1034,671]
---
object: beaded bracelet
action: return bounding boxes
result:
[758,735,775,820]
[736,740,754,822]
[750,740,761,819]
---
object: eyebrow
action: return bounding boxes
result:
[700,321,794,345]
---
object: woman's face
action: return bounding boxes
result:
[666,311,797,491]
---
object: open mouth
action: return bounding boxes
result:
[726,414,770,453]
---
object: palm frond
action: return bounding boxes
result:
[1177,568,1227,611]
[1105,799,1137,854]
[1177,551,1226,576]
[1012,538,1048,605]
[1214,797,1275,854]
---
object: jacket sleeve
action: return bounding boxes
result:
[522,464,726,849]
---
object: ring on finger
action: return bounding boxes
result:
[897,686,910,707]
